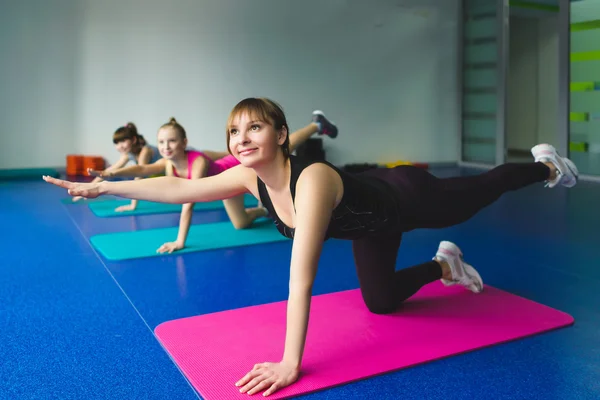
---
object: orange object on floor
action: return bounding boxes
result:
[83,156,105,175]
[66,154,106,176]
[66,154,84,176]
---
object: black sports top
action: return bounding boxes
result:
[256,156,411,240]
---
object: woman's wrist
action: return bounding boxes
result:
[281,357,302,372]
[98,180,110,195]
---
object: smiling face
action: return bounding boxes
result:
[157,126,187,160]
[114,138,134,154]
[113,123,143,155]
[226,98,290,168]
[227,113,288,167]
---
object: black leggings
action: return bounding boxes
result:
[352,162,550,314]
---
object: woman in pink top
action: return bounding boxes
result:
[89,113,338,254]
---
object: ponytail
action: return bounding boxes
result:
[160,117,187,140]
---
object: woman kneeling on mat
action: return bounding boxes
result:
[88,114,338,254]
[72,122,161,212]
[44,97,579,396]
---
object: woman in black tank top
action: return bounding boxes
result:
[44,97,579,397]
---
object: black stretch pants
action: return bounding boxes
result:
[352,162,550,314]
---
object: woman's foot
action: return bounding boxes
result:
[434,241,483,293]
[312,111,338,138]
[531,144,578,188]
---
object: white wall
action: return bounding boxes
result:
[0,0,79,169]
[1,0,460,169]
[507,14,558,153]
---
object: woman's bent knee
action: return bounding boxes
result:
[364,299,397,315]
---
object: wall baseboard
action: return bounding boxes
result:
[0,166,62,181]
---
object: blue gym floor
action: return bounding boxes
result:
[2,166,599,400]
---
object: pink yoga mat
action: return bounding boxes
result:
[155,283,574,399]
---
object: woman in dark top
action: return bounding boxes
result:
[44,97,579,397]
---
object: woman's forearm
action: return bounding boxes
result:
[110,165,149,178]
[129,178,141,208]
[176,204,194,245]
[281,287,312,369]
[100,177,200,204]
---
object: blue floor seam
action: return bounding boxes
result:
[61,202,202,400]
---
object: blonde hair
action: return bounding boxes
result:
[160,117,187,140]
[225,98,290,158]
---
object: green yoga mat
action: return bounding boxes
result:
[87,194,258,217]
[90,218,286,260]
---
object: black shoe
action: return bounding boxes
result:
[312,110,338,138]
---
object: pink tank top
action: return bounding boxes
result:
[172,151,240,179]
[213,154,240,174]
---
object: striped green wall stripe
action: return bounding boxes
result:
[570,142,588,153]
[570,112,589,122]
[570,82,600,92]
[571,50,600,62]
[571,20,600,32]
[570,112,600,121]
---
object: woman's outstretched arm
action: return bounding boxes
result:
[88,158,167,178]
[71,154,129,202]
[44,164,252,205]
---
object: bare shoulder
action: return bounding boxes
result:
[299,162,342,186]
[218,164,258,192]
[220,165,256,188]
[297,162,343,204]
[192,154,209,167]
[139,145,152,157]
[190,155,210,178]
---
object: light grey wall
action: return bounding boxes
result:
[0,0,79,169]
[1,0,460,169]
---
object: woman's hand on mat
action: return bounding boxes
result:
[115,204,136,212]
[43,176,102,199]
[71,196,86,202]
[157,241,184,254]
[236,361,300,396]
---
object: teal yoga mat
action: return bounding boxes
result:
[90,218,287,260]
[87,194,258,217]
[61,197,118,205]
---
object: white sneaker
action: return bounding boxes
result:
[531,144,578,188]
[434,241,483,293]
